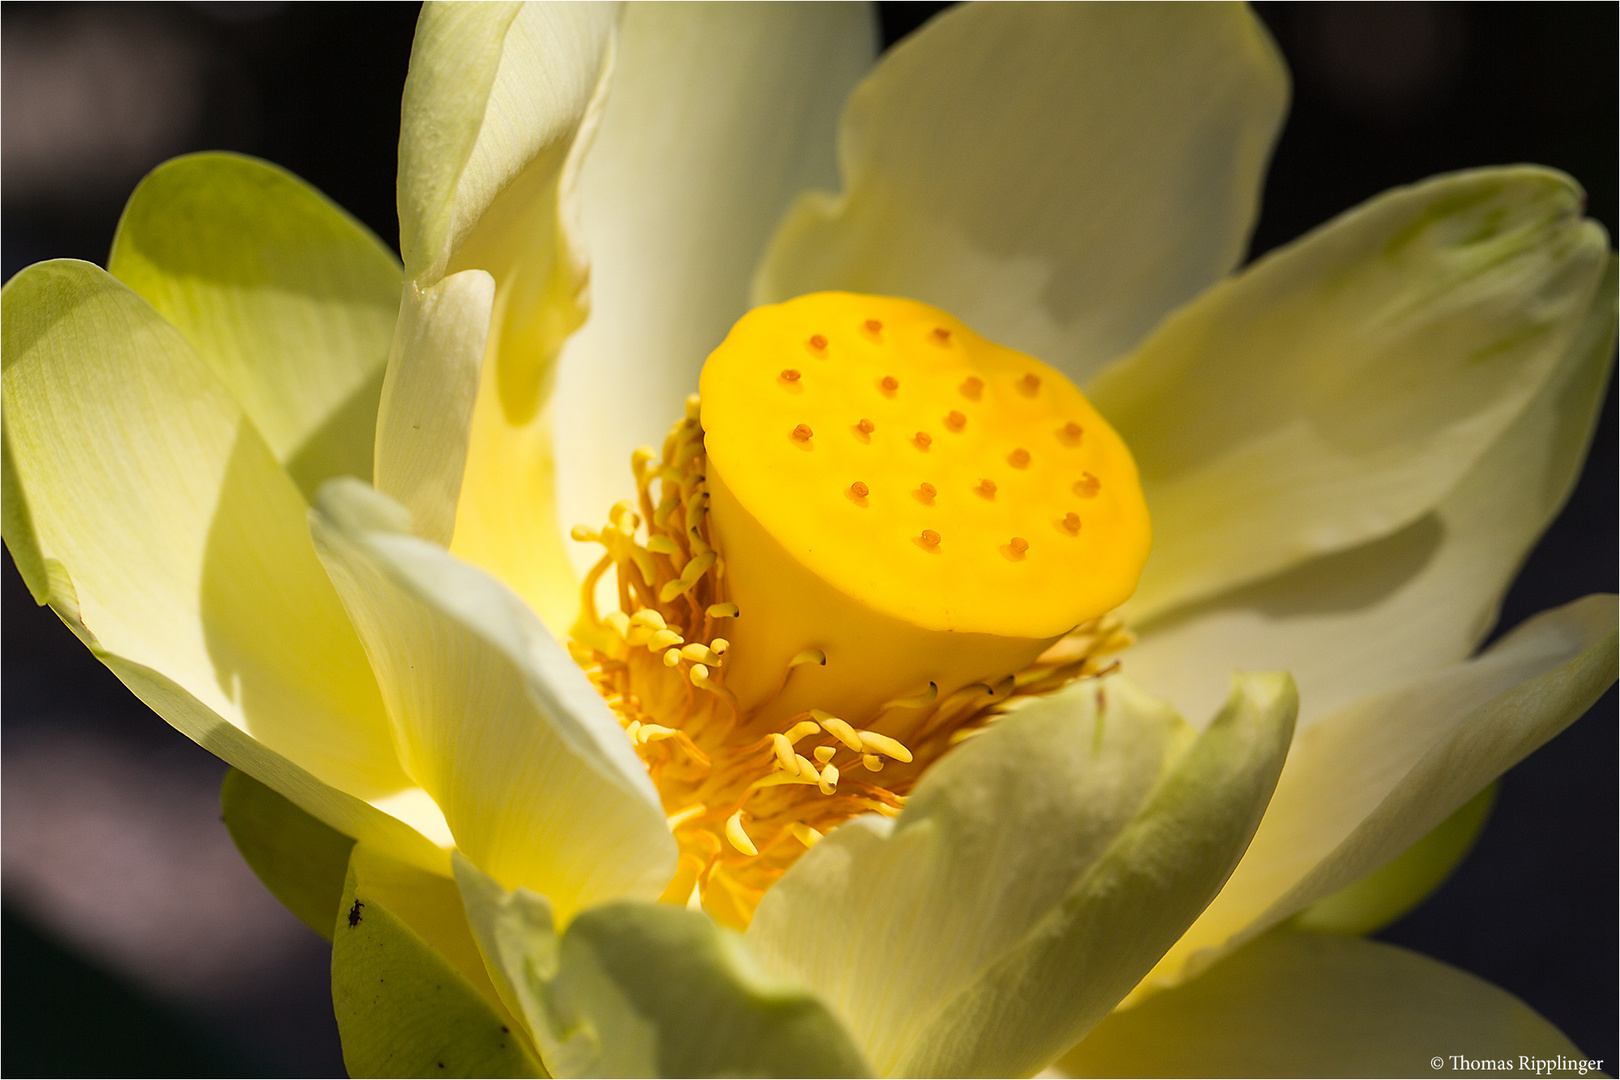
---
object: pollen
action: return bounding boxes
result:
[1074,472,1101,498]
[1009,448,1031,468]
[945,410,967,431]
[1010,536,1029,555]
[931,327,952,344]
[960,376,983,399]
[1019,372,1041,395]
[920,528,941,547]
[850,481,870,498]
[1060,421,1084,445]
[808,334,827,351]
[914,431,932,450]
[865,319,883,334]
[792,423,813,442]
[976,478,997,499]
[780,369,801,382]
[1063,512,1082,534]
[881,375,900,394]
[857,418,875,435]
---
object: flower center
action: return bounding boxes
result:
[567,292,1150,929]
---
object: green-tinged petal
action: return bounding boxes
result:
[1093,168,1610,623]
[374,269,495,545]
[398,1,616,283]
[333,845,541,1078]
[309,479,676,919]
[1125,254,1618,726]
[1292,781,1496,937]
[756,2,1287,386]
[108,153,401,501]
[748,673,1296,1078]
[221,767,356,941]
[1058,931,1586,1078]
[455,855,871,1079]
[1138,594,1617,999]
[553,2,876,552]
[397,1,618,632]
[1,259,451,873]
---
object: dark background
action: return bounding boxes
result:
[3,3,1614,1075]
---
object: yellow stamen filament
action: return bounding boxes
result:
[813,745,837,764]
[726,811,758,856]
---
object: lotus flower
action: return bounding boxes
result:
[2,3,1613,1077]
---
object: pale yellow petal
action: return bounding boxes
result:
[108,153,402,501]
[553,2,876,559]
[374,269,495,545]
[332,844,542,1076]
[1127,254,1618,725]
[1093,168,1609,622]
[756,2,1287,386]
[399,2,619,633]
[397,1,617,283]
[1058,931,1585,1078]
[2,259,449,872]
[748,673,1295,1077]
[310,480,676,920]
[1135,594,1617,1000]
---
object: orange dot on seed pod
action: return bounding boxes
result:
[1063,512,1081,534]
[960,376,983,399]
[1060,421,1084,445]
[917,482,937,503]
[792,424,814,442]
[865,319,883,333]
[1074,473,1100,497]
[930,327,952,344]
[780,369,801,382]
[976,478,997,499]
[851,481,870,498]
[920,529,941,547]
[945,410,967,431]
[914,432,933,450]
[881,375,900,393]
[808,334,828,350]
[1010,537,1029,555]
[857,418,875,435]
[1019,373,1041,396]
[1009,448,1031,468]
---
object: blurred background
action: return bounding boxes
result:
[2,3,1614,1075]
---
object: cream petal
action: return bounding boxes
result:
[2,259,449,872]
[1057,931,1585,1078]
[108,153,402,501]
[1092,169,1610,622]
[309,479,676,920]
[1126,255,1618,725]
[397,1,618,284]
[1134,594,1617,999]
[374,269,495,545]
[755,2,1288,386]
[747,673,1295,1078]
[400,2,620,633]
[331,844,542,1076]
[552,3,876,566]
[455,854,871,1079]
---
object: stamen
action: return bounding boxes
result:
[783,719,821,744]
[790,648,826,668]
[813,745,837,764]
[771,734,797,771]
[726,811,758,856]
[667,805,706,829]
[707,602,740,618]
[857,730,914,763]
[817,763,839,795]
[862,754,884,772]
[790,823,823,846]
[812,710,865,753]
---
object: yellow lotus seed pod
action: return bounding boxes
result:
[700,292,1151,726]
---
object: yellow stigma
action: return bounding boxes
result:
[700,292,1151,725]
